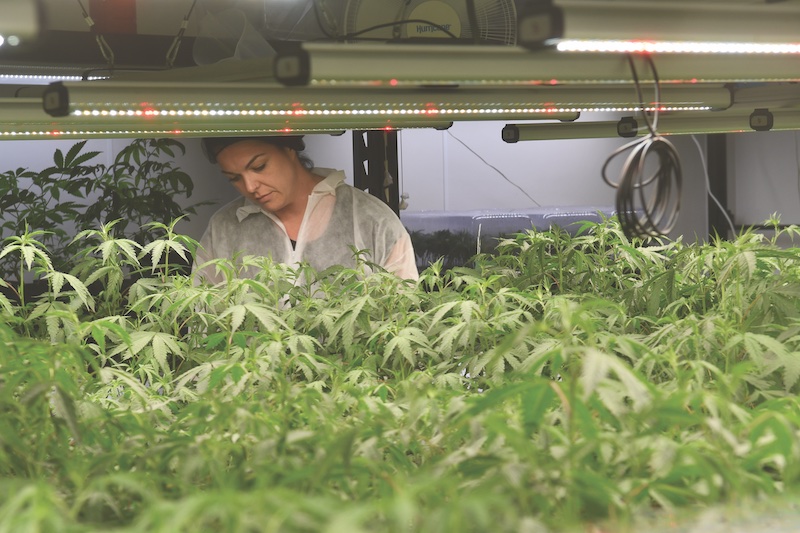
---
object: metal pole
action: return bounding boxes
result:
[352,130,401,214]
[706,133,731,239]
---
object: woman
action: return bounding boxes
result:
[194,135,418,284]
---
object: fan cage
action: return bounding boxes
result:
[344,0,517,45]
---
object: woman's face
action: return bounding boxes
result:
[216,140,303,215]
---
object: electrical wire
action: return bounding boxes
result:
[75,0,115,68]
[330,19,460,41]
[601,54,682,239]
[447,130,541,207]
[165,0,198,68]
[690,134,736,239]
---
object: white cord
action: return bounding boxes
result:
[690,134,736,239]
[446,130,541,207]
[602,54,682,238]
[795,131,800,207]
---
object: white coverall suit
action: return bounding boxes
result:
[194,169,418,284]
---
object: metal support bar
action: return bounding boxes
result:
[352,130,400,215]
[706,133,731,239]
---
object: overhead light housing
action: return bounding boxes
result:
[520,0,800,51]
[0,97,452,140]
[42,81,595,126]
[0,65,109,87]
[273,42,800,88]
[501,108,800,142]
[556,40,800,55]
[0,125,352,141]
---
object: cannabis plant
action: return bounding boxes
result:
[0,138,207,284]
[3,217,800,532]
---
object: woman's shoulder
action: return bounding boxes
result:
[207,196,248,225]
[343,182,392,209]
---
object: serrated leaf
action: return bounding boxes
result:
[0,291,13,315]
[128,331,155,355]
[581,348,611,401]
[46,314,62,343]
[90,318,131,347]
[782,354,800,391]
[203,332,228,350]
[427,301,460,331]
[21,246,35,269]
[166,240,190,263]
[60,272,94,311]
[286,334,321,355]
[151,334,170,374]
[49,271,66,296]
[243,303,286,331]
[99,238,141,265]
[141,240,167,272]
[70,150,101,168]
[91,324,107,353]
[384,335,412,365]
[219,305,247,333]
[63,140,88,167]
[581,348,651,411]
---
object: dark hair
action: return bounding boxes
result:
[201,135,313,169]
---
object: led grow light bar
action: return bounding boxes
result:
[41,81,589,124]
[0,119,452,141]
[0,97,456,140]
[1,73,84,85]
[0,65,109,87]
[556,41,800,55]
[41,81,732,122]
[0,127,351,141]
[549,1,800,47]
[501,108,800,142]
[273,43,800,88]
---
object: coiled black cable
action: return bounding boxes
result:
[602,54,682,239]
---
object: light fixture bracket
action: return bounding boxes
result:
[274,44,311,87]
[617,116,639,138]
[749,108,774,131]
[42,81,69,117]
[501,124,520,143]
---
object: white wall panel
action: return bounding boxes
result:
[731,130,800,226]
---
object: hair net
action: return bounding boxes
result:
[201,135,306,164]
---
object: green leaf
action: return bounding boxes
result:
[128,331,156,355]
[44,272,94,311]
[70,150,101,168]
[52,385,82,444]
[53,148,64,168]
[141,240,167,272]
[219,305,247,333]
[581,348,651,412]
[151,334,171,374]
[63,140,87,167]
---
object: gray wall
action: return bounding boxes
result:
[293,120,713,243]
